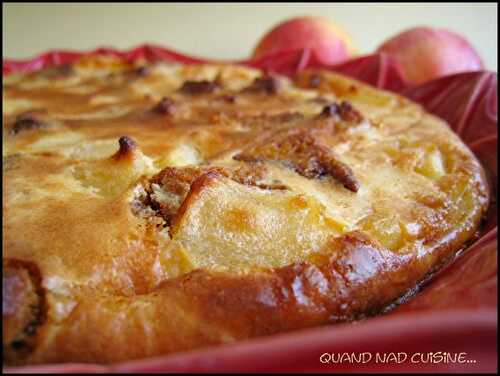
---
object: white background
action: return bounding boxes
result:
[3,3,498,71]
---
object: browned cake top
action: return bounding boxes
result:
[2,56,489,365]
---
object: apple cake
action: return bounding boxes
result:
[2,56,489,364]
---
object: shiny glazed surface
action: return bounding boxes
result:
[2,56,490,365]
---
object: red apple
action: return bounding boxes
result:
[377,27,484,85]
[252,16,356,65]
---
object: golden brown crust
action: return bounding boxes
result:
[2,57,489,365]
[19,230,468,364]
[3,260,47,364]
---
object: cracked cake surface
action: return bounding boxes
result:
[2,56,489,365]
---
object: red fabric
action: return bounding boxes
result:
[3,46,497,373]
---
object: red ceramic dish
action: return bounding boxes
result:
[3,45,497,373]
